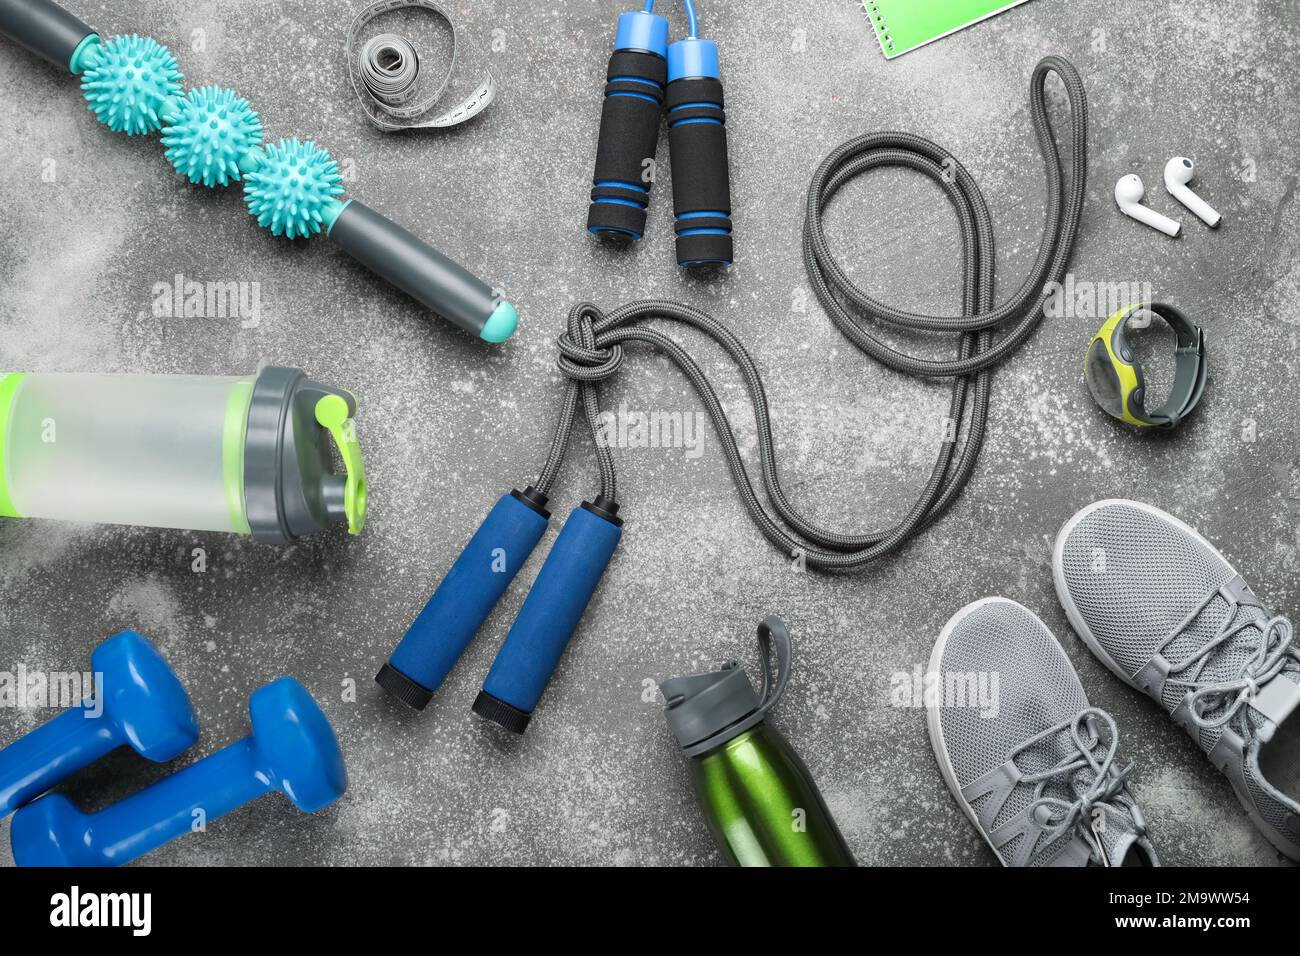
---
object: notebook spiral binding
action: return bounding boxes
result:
[866,2,894,55]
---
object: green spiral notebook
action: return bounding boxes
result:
[864,0,1034,59]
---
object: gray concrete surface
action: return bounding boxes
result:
[1,0,1298,866]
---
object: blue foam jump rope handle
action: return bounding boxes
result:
[481,504,622,715]
[0,0,95,71]
[388,493,549,696]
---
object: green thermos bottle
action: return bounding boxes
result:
[661,616,855,867]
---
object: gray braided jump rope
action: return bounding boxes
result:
[535,55,1088,571]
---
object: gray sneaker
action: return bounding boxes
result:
[1054,499,1300,862]
[927,597,1159,867]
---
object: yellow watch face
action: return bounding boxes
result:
[1085,307,1150,427]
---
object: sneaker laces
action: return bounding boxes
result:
[1020,708,1137,865]
[1162,585,1297,731]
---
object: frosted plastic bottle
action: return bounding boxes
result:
[0,366,367,542]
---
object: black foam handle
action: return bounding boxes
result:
[0,0,95,71]
[666,76,733,267]
[587,49,667,240]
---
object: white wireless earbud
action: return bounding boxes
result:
[1164,157,1222,228]
[1114,174,1181,237]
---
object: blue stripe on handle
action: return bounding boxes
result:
[676,210,731,238]
[609,75,664,89]
[592,179,649,212]
[607,90,660,104]
[595,180,649,193]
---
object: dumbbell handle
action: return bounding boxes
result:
[15,736,270,867]
[0,0,95,72]
[474,501,622,733]
[327,200,517,343]
[0,705,115,818]
[378,490,550,710]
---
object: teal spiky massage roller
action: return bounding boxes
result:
[0,0,517,343]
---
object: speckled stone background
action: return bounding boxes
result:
[1,0,1298,867]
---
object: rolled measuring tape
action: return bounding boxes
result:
[346,0,496,131]
[1084,303,1207,429]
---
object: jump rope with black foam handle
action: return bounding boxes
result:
[0,0,517,343]
[377,55,1090,733]
[586,0,734,268]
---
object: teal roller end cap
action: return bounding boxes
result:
[480,301,518,343]
[68,34,102,75]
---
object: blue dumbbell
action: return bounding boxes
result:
[11,676,346,866]
[0,631,197,818]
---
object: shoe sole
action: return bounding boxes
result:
[925,596,1087,867]
[1051,497,1300,863]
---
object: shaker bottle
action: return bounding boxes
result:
[0,365,366,542]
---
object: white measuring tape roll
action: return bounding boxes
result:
[346,0,497,131]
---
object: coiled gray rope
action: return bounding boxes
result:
[536,56,1088,571]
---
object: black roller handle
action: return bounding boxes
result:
[0,0,97,71]
[327,199,517,343]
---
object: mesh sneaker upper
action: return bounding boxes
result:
[932,599,1150,866]
[937,599,1087,793]
[1056,501,1236,681]
[1055,500,1300,860]
[1056,502,1298,745]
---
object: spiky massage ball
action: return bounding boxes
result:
[160,85,264,188]
[80,34,183,136]
[242,139,346,239]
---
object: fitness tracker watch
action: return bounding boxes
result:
[1084,303,1207,429]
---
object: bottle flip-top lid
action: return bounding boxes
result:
[661,616,793,758]
[243,366,367,544]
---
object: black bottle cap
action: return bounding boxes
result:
[375,662,433,711]
[472,690,532,734]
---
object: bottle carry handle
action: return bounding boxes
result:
[680,615,794,758]
[314,394,368,536]
[753,615,793,720]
